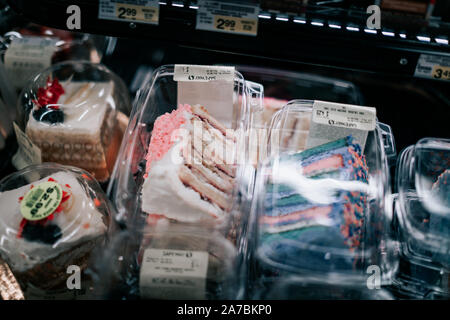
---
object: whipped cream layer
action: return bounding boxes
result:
[0,171,107,272]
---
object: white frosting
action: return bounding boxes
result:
[141,137,225,224]
[26,81,115,136]
[0,171,107,272]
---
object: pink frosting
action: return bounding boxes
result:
[144,104,192,176]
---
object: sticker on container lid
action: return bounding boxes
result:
[174,64,235,82]
[139,248,208,300]
[176,65,235,128]
[98,0,159,25]
[20,181,63,221]
[306,101,376,151]
[12,122,42,170]
[196,0,260,36]
[414,53,450,81]
[4,36,59,88]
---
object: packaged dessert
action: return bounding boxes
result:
[1,24,112,90]
[244,100,397,298]
[104,64,260,299]
[94,220,238,300]
[17,61,130,183]
[391,138,450,299]
[108,64,260,228]
[0,163,114,299]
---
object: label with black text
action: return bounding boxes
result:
[196,0,259,36]
[4,37,58,88]
[98,0,159,25]
[306,101,376,151]
[414,53,450,81]
[139,248,209,300]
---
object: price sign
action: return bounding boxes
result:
[196,0,259,36]
[415,54,450,81]
[432,65,450,81]
[98,0,159,25]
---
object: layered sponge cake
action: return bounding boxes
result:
[0,171,107,296]
[141,104,237,224]
[259,136,369,272]
[25,78,122,182]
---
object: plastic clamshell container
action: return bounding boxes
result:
[101,221,237,300]
[239,66,396,165]
[17,61,130,183]
[1,25,113,90]
[246,100,396,298]
[253,275,394,300]
[107,64,259,229]
[392,138,450,297]
[0,163,113,299]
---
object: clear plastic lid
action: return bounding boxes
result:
[240,66,396,165]
[1,24,113,90]
[17,61,130,183]
[0,163,113,299]
[247,100,396,294]
[395,138,450,265]
[108,65,260,230]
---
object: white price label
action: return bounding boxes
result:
[98,0,159,25]
[306,101,376,151]
[139,249,209,300]
[312,101,376,131]
[12,122,42,170]
[196,0,259,36]
[4,37,58,88]
[414,53,450,81]
[174,64,235,82]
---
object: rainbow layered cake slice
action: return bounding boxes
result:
[25,78,122,182]
[259,136,369,272]
[0,171,107,293]
[141,104,237,224]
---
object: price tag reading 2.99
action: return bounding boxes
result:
[214,15,257,34]
[115,3,158,24]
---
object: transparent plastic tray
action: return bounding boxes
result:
[0,163,114,299]
[392,138,450,298]
[245,100,397,298]
[17,61,130,183]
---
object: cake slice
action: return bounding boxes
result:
[141,104,237,223]
[259,136,369,271]
[0,171,107,295]
[25,78,122,182]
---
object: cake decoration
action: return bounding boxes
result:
[141,104,237,223]
[259,136,369,271]
[0,171,107,281]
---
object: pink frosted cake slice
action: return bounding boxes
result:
[141,104,237,223]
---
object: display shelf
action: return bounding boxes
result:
[7,0,450,77]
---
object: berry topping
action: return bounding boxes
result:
[31,77,65,124]
[32,106,64,124]
[21,223,62,244]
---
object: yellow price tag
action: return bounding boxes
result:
[213,15,258,35]
[432,65,450,80]
[115,3,158,24]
